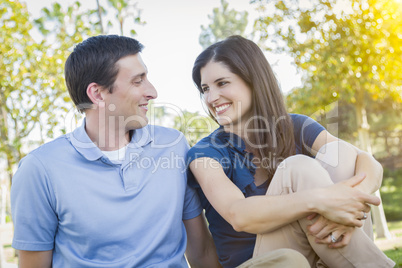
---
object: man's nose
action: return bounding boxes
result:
[145,80,157,100]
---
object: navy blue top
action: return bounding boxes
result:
[187,114,325,268]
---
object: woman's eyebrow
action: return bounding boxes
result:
[214,77,229,83]
[201,77,229,87]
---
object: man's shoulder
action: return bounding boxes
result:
[17,134,71,172]
[29,134,70,158]
[149,125,183,136]
[146,125,187,145]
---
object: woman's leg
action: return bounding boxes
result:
[315,141,373,239]
[237,248,310,268]
[252,154,395,268]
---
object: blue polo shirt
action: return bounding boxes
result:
[187,114,325,268]
[11,121,202,267]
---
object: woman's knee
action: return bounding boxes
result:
[278,155,333,190]
[315,141,358,183]
[280,154,323,173]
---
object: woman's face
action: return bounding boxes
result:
[200,61,253,129]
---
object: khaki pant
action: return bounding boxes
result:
[238,248,310,268]
[239,142,395,268]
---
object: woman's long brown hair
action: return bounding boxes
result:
[192,35,295,181]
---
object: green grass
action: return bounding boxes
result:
[380,168,402,267]
[384,248,402,268]
[383,221,402,267]
[381,168,402,222]
[388,221,402,236]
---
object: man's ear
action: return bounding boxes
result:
[86,82,105,106]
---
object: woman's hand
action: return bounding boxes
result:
[307,214,356,248]
[312,173,379,227]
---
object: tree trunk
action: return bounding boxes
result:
[0,185,6,225]
[96,0,104,34]
[355,101,392,239]
[0,232,3,268]
[119,18,124,36]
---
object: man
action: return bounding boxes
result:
[11,35,220,267]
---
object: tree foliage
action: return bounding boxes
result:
[252,0,402,238]
[0,0,146,179]
[107,0,145,36]
[96,0,145,36]
[199,0,249,49]
[173,110,218,147]
[33,1,102,136]
[252,0,402,114]
[0,1,103,177]
[0,0,68,178]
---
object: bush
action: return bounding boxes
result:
[381,168,402,222]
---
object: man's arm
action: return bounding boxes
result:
[11,155,57,266]
[184,214,221,268]
[19,250,52,268]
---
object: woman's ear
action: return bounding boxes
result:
[86,82,104,106]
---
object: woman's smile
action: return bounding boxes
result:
[214,103,232,115]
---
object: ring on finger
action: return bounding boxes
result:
[330,233,337,243]
[362,212,367,220]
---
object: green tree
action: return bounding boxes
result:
[147,101,168,126]
[96,0,145,36]
[0,0,91,238]
[33,1,102,133]
[0,0,101,176]
[199,0,249,49]
[253,0,402,238]
[35,2,101,49]
[173,111,218,147]
[96,0,105,34]
[0,0,67,181]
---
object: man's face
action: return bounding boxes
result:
[102,54,157,131]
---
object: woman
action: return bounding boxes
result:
[187,36,394,268]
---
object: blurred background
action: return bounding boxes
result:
[0,0,401,266]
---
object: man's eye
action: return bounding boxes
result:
[134,79,143,85]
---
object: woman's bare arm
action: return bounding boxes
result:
[190,158,379,234]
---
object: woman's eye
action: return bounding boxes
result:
[201,87,209,93]
[218,81,227,87]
